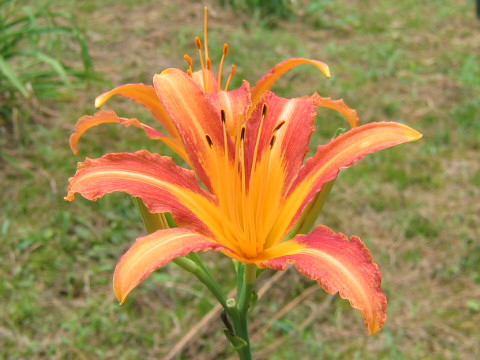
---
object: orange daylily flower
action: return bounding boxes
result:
[65,11,422,335]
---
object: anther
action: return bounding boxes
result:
[207,57,212,70]
[205,134,213,148]
[273,120,286,132]
[240,126,246,141]
[269,135,277,149]
[261,103,268,118]
[220,109,226,124]
[195,36,206,90]
[184,54,193,67]
[218,44,229,88]
[186,69,193,76]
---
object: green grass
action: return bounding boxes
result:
[1,0,479,359]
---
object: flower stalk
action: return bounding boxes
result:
[134,197,256,358]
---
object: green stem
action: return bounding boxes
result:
[232,263,257,360]
[133,197,253,358]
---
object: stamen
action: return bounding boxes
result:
[269,135,276,149]
[273,120,285,132]
[186,69,193,76]
[220,109,238,230]
[240,131,251,256]
[225,64,236,91]
[220,109,226,124]
[232,123,243,237]
[206,58,212,91]
[204,7,209,66]
[218,43,229,89]
[205,134,213,148]
[195,36,207,90]
[255,146,273,253]
[184,54,193,73]
[262,103,268,117]
[247,103,267,256]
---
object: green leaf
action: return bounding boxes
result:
[19,50,70,85]
[0,54,29,98]
[223,329,248,350]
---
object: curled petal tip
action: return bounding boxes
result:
[94,94,104,108]
[323,63,331,78]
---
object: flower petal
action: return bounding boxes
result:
[113,228,227,304]
[260,225,387,335]
[315,96,360,128]
[65,150,223,237]
[95,83,179,138]
[244,92,317,192]
[250,58,330,114]
[191,69,220,93]
[207,80,251,137]
[153,68,235,192]
[69,110,188,162]
[266,122,422,246]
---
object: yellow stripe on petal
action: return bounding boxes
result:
[250,58,330,116]
[113,228,227,303]
[65,151,241,251]
[68,110,189,164]
[266,122,422,247]
[260,225,387,335]
[153,69,235,194]
[95,83,179,139]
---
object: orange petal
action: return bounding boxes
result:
[113,228,226,304]
[153,68,235,192]
[69,110,188,163]
[95,83,179,138]
[191,69,220,93]
[266,122,422,246]
[207,80,251,137]
[65,150,222,237]
[244,92,317,193]
[250,58,330,115]
[315,96,360,128]
[260,225,387,335]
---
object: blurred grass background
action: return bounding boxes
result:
[1,0,479,359]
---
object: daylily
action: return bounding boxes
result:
[65,10,422,336]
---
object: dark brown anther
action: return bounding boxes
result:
[269,135,276,149]
[240,127,246,141]
[261,103,268,118]
[205,134,213,147]
[220,109,226,124]
[273,120,286,132]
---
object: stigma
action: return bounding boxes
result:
[183,7,236,93]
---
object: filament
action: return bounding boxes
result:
[218,43,229,89]
[225,64,235,91]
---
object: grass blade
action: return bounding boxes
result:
[0,54,29,98]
